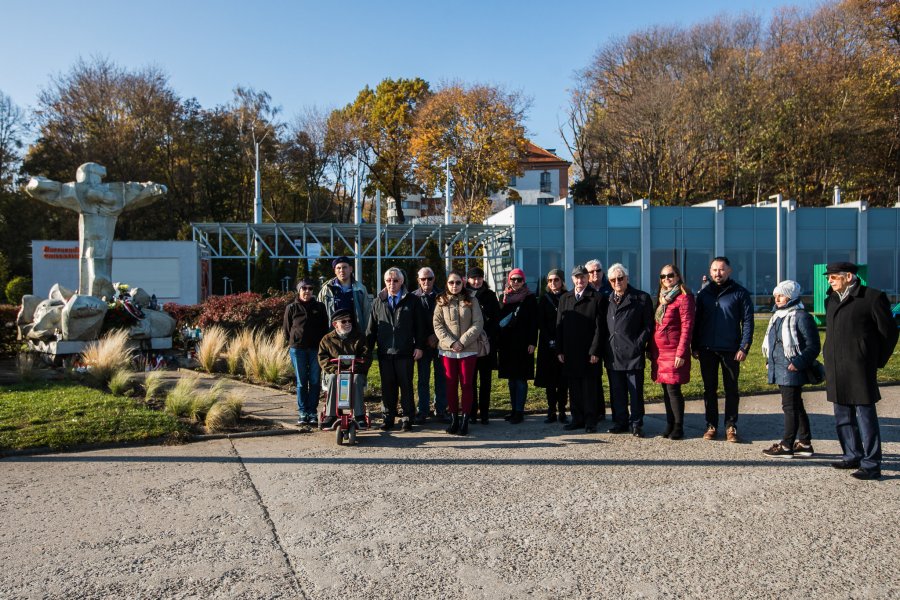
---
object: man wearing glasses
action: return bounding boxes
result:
[586,259,613,297]
[466,266,501,424]
[691,256,754,443]
[284,278,329,424]
[823,262,898,480]
[604,264,654,437]
[318,256,371,332]
[413,266,447,423]
[366,267,425,431]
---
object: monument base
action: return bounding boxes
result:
[30,336,173,360]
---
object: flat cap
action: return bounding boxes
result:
[824,261,858,275]
[466,267,484,278]
[571,264,587,276]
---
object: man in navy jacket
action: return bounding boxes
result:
[691,256,754,443]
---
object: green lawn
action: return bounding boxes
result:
[0,380,184,452]
[366,328,900,413]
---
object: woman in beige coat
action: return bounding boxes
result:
[433,270,484,435]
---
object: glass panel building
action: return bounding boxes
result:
[485,199,899,307]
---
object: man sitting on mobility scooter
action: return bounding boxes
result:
[318,309,372,429]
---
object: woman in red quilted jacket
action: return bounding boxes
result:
[650,264,695,440]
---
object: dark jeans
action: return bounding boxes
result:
[470,356,493,419]
[379,357,415,420]
[417,349,447,416]
[833,403,881,471]
[698,349,741,428]
[608,369,645,427]
[289,347,321,418]
[569,376,598,427]
[779,385,811,446]
[545,379,569,415]
[662,383,685,426]
[507,379,528,412]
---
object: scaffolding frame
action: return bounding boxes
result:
[191,222,514,292]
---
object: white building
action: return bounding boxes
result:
[490,143,571,212]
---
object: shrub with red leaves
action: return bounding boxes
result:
[195,292,294,334]
[163,302,203,330]
[0,304,20,356]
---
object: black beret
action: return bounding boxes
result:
[466,267,484,278]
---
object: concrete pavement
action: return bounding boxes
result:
[2,386,898,599]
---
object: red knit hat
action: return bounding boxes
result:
[508,268,525,281]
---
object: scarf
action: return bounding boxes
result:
[761,300,804,360]
[503,284,533,305]
[655,287,681,324]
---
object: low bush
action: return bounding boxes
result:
[196,291,293,334]
[163,302,203,331]
[5,276,31,306]
[0,304,19,357]
[81,330,135,386]
[197,325,228,373]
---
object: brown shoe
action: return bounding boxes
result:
[703,426,717,440]
[726,425,739,443]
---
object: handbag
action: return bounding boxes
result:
[498,306,520,329]
[476,331,490,357]
[806,360,825,385]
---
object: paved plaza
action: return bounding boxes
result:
[2,384,899,599]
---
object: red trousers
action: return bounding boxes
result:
[442,355,477,414]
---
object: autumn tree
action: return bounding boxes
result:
[0,91,26,190]
[339,78,432,223]
[411,83,528,222]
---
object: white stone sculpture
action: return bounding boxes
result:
[25,163,167,297]
[49,283,75,303]
[16,295,41,340]
[28,299,65,341]
[61,295,108,341]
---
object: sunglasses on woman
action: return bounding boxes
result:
[659,273,676,280]
[447,280,463,286]
[510,277,524,282]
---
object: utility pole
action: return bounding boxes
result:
[770,193,783,283]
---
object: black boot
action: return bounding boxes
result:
[446,413,460,435]
[660,424,673,438]
[509,411,524,424]
[669,425,684,440]
[457,414,470,436]
[503,412,514,421]
[558,411,569,424]
[544,412,557,424]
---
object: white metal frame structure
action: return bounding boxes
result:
[191,222,515,292]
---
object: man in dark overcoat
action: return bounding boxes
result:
[556,265,606,433]
[604,263,654,437]
[823,261,898,480]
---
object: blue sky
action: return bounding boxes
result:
[1,0,821,159]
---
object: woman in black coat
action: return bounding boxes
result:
[467,267,501,425]
[497,268,538,424]
[534,269,569,423]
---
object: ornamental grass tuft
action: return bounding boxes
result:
[196,325,228,373]
[143,371,165,400]
[80,329,134,385]
[107,370,134,396]
[244,331,291,385]
[204,395,243,432]
[164,375,199,418]
[225,329,254,375]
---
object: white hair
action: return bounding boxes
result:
[384,267,405,283]
[417,266,434,278]
[585,259,603,272]
[607,263,628,278]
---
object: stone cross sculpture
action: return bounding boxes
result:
[25,162,167,298]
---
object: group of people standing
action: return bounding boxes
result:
[283,255,897,480]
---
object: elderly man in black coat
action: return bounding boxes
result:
[823,262,898,480]
[556,265,606,433]
[604,263,654,437]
